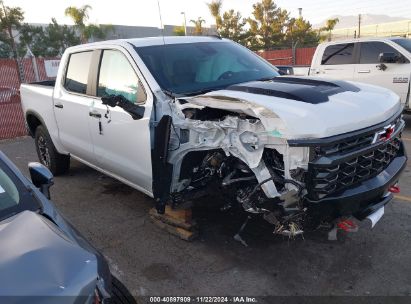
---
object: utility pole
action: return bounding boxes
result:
[298,8,302,18]
[358,14,361,38]
[181,12,187,36]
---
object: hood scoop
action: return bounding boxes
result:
[226,77,360,104]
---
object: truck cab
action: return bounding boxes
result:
[310,37,411,111]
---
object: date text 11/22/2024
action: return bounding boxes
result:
[149,296,258,303]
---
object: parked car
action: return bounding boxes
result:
[309,37,411,111]
[0,151,134,303]
[20,36,407,237]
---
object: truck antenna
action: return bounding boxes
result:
[156,0,166,46]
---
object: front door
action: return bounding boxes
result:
[354,41,411,104]
[88,49,153,194]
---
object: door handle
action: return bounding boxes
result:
[89,111,102,118]
[54,103,63,109]
[358,69,371,73]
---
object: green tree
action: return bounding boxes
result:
[247,0,289,50]
[320,18,339,41]
[285,17,319,47]
[220,10,247,45]
[18,19,80,57]
[0,1,23,57]
[44,18,80,56]
[173,25,186,36]
[207,1,247,45]
[0,1,24,80]
[65,5,112,43]
[0,32,12,57]
[18,24,46,57]
[207,0,222,31]
[190,17,205,35]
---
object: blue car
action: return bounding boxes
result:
[0,151,134,304]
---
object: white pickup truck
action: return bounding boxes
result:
[309,37,411,111]
[21,36,407,236]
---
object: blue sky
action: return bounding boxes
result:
[5,0,411,27]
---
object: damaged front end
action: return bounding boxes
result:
[153,94,311,237]
[152,83,407,239]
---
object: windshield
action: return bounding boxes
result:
[134,41,279,95]
[0,159,39,221]
[392,38,411,53]
[0,167,19,209]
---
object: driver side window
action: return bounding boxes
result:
[97,50,146,104]
[359,42,401,64]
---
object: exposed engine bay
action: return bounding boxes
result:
[161,96,311,237]
[151,79,406,240]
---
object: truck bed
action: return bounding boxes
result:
[20,82,56,137]
[30,80,56,87]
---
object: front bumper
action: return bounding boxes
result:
[304,141,407,224]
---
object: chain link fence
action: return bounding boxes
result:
[0,58,58,140]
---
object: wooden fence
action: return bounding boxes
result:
[258,47,316,66]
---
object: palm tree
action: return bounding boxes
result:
[64,5,90,26]
[190,17,206,35]
[64,5,91,43]
[207,0,222,31]
[65,5,112,43]
[321,18,339,41]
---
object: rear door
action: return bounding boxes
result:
[54,51,95,163]
[88,48,154,194]
[311,43,356,80]
[354,41,410,104]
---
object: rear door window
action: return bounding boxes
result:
[64,51,93,94]
[359,42,402,64]
[321,43,355,65]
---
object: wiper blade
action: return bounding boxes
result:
[183,86,227,97]
[255,76,278,82]
[162,89,177,99]
[184,89,213,97]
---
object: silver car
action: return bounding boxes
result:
[0,151,134,304]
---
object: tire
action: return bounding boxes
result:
[34,125,70,175]
[110,275,136,304]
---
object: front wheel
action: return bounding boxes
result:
[34,125,70,175]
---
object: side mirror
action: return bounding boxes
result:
[379,52,398,64]
[101,95,145,120]
[28,162,54,199]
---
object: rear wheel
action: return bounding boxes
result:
[110,275,136,304]
[34,125,70,175]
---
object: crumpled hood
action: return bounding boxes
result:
[190,78,401,139]
[0,211,98,302]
